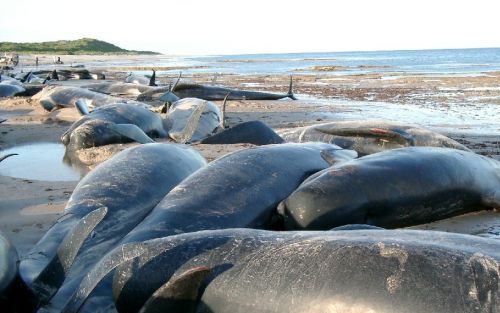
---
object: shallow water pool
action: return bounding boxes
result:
[0,143,86,181]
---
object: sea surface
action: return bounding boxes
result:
[48,47,500,76]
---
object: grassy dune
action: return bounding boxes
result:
[0,38,160,55]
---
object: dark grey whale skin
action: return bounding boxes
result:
[68,228,500,313]
[19,143,206,311]
[0,231,36,312]
[61,103,167,150]
[121,142,349,244]
[61,143,355,313]
[137,81,296,102]
[279,147,500,230]
[200,121,284,145]
[172,83,297,101]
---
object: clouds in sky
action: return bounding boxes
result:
[1,0,499,55]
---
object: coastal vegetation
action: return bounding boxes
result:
[0,38,159,55]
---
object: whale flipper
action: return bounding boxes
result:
[320,148,358,166]
[139,267,211,313]
[108,124,155,144]
[30,207,107,304]
[75,99,90,116]
[61,242,148,313]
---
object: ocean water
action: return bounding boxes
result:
[188,48,500,75]
[52,47,500,76]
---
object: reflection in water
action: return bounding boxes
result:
[0,143,88,181]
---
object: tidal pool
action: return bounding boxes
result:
[0,143,87,181]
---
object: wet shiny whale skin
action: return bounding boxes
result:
[19,143,206,311]
[68,228,500,313]
[61,102,167,150]
[279,147,500,230]
[62,143,356,313]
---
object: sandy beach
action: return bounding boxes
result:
[1,54,499,257]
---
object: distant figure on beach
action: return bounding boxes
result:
[54,56,63,65]
[35,57,39,67]
[11,54,19,66]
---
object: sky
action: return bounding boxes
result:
[1,0,499,55]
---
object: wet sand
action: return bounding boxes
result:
[0,56,499,256]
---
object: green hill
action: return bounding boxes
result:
[0,38,160,55]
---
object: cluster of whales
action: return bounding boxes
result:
[1,68,499,312]
[28,70,299,148]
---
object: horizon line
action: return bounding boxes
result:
[175,46,500,57]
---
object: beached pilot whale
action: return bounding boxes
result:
[278,147,500,230]
[19,143,206,310]
[0,73,49,98]
[125,70,157,86]
[13,71,48,84]
[0,82,25,97]
[0,74,25,97]
[137,73,297,101]
[0,74,23,85]
[33,86,150,112]
[278,120,469,155]
[61,100,167,150]
[33,68,104,80]
[60,143,357,313]
[81,81,155,96]
[63,228,500,313]
[163,96,223,143]
[120,143,355,244]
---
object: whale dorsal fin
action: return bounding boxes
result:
[0,153,18,163]
[287,75,297,100]
[139,266,211,313]
[320,148,358,166]
[75,99,90,116]
[149,69,157,87]
[31,207,108,304]
[108,124,155,144]
[220,92,230,129]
